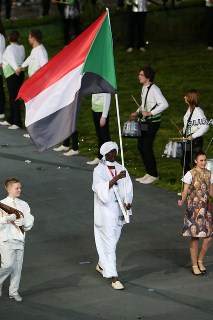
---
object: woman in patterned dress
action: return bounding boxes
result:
[178,151,213,276]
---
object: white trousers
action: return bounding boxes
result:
[0,242,24,295]
[94,222,122,278]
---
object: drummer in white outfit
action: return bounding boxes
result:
[0,178,34,302]
[92,141,133,290]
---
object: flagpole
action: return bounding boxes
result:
[115,93,130,224]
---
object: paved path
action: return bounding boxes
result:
[0,125,213,320]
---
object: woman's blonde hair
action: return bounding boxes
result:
[185,89,200,107]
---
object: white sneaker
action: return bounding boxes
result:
[23,133,30,138]
[140,175,159,184]
[127,47,133,53]
[53,145,69,152]
[87,158,100,165]
[207,46,213,51]
[63,149,79,156]
[111,281,124,290]
[139,47,146,52]
[9,293,22,302]
[0,114,5,119]
[177,192,182,196]
[0,120,11,126]
[135,174,150,182]
[8,124,20,130]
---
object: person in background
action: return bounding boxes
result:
[0,20,6,120]
[92,141,133,290]
[0,30,25,130]
[126,0,148,53]
[205,0,213,51]
[178,151,213,276]
[0,178,34,301]
[54,0,81,46]
[180,89,209,174]
[131,66,169,184]
[16,29,48,138]
[87,93,111,165]
[53,131,79,156]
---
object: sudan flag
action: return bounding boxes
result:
[17,10,117,152]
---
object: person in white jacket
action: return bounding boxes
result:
[0,178,34,302]
[181,89,209,174]
[0,20,6,119]
[92,141,133,290]
[0,30,25,130]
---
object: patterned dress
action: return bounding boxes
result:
[182,167,212,238]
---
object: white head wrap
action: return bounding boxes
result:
[100,141,119,156]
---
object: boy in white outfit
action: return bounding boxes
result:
[0,178,34,302]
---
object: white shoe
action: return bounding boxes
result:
[177,192,182,196]
[207,46,213,51]
[96,264,103,276]
[63,149,79,156]
[0,120,11,126]
[140,175,159,184]
[0,286,2,297]
[139,47,146,52]
[9,293,22,302]
[127,47,133,53]
[23,133,30,138]
[0,114,5,119]
[135,174,150,182]
[111,281,124,290]
[53,145,69,152]
[8,124,20,130]
[87,158,100,165]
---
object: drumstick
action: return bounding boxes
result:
[170,137,187,141]
[131,95,141,108]
[170,119,180,131]
[51,0,69,4]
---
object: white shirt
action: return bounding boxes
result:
[0,196,34,242]
[92,162,133,227]
[91,93,111,118]
[0,34,6,64]
[2,43,25,72]
[137,83,169,116]
[22,44,48,77]
[183,106,209,139]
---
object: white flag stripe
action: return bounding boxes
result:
[25,64,84,127]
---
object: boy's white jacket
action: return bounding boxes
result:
[0,197,34,242]
[92,162,133,227]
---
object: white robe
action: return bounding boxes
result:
[92,162,133,278]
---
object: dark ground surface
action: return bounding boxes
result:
[0,124,213,320]
[1,2,213,320]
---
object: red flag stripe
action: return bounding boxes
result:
[17,11,107,103]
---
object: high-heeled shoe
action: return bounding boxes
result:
[192,265,202,276]
[198,260,207,274]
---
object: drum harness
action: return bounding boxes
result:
[138,84,159,126]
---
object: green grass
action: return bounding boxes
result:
[3,3,213,193]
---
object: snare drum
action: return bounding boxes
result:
[122,120,141,138]
[162,141,183,159]
[206,159,213,174]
